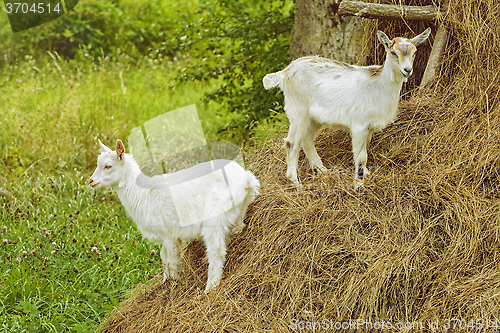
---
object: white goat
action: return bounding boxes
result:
[263,28,431,186]
[89,139,260,292]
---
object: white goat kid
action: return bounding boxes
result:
[89,139,260,292]
[263,28,431,187]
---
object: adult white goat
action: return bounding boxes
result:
[89,139,260,292]
[263,28,431,187]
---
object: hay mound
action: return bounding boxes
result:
[100,1,500,332]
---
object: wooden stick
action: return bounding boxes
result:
[339,0,445,21]
[421,0,450,86]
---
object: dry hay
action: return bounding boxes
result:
[100,1,500,332]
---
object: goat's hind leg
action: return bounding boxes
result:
[202,225,228,292]
[284,124,302,185]
[364,132,373,176]
[301,121,326,173]
[161,238,180,282]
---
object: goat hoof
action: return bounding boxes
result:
[315,165,327,173]
[163,271,178,283]
[231,223,245,235]
[353,180,365,191]
[204,281,219,293]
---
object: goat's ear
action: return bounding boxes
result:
[116,139,125,161]
[411,27,431,47]
[377,31,392,51]
[98,139,112,153]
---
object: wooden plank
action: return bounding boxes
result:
[339,0,444,21]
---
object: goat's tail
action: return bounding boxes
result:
[263,71,285,90]
[245,171,260,203]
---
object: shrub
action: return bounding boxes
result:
[161,0,295,144]
[0,0,198,61]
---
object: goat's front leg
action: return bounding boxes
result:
[231,210,246,235]
[161,238,180,281]
[351,127,371,188]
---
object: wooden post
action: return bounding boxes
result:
[421,1,449,86]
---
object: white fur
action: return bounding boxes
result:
[89,139,260,292]
[263,28,431,187]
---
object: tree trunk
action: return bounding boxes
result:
[290,0,363,64]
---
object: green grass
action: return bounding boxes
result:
[0,52,267,332]
[0,172,156,332]
[0,52,241,176]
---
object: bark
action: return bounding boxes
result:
[339,0,445,21]
[290,0,363,64]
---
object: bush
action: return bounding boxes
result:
[161,0,295,144]
[0,0,198,61]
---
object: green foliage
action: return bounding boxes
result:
[0,0,198,60]
[159,0,294,143]
[0,51,220,177]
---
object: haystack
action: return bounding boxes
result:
[100,1,500,331]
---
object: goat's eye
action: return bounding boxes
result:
[391,50,397,57]
[104,165,112,170]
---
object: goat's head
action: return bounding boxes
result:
[377,28,431,79]
[89,139,127,189]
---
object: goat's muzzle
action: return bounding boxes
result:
[89,178,100,188]
[401,68,413,78]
